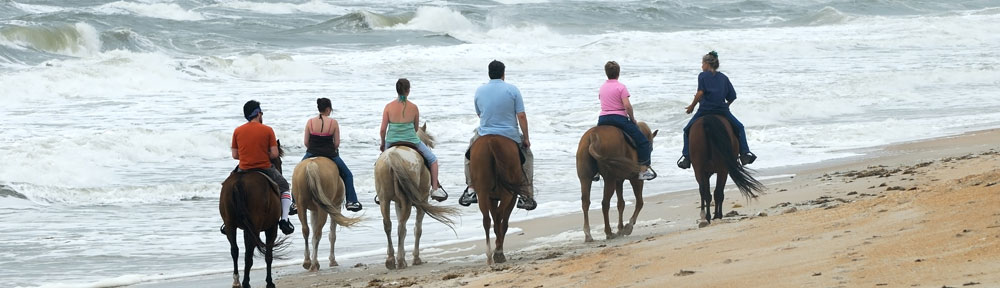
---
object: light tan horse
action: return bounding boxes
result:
[374,124,458,269]
[469,135,526,265]
[291,156,361,272]
[576,122,657,242]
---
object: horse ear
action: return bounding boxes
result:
[421,123,427,131]
[652,130,658,138]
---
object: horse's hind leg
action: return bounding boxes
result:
[227,229,240,288]
[714,173,728,220]
[241,231,254,288]
[412,208,425,265]
[492,198,512,264]
[614,180,626,237]
[299,209,311,270]
[601,183,617,239]
[395,200,412,269]
[328,214,339,267]
[308,211,326,271]
[265,227,276,288]
[623,179,645,236]
[479,197,494,266]
[580,177,595,242]
[381,200,396,270]
[695,172,713,227]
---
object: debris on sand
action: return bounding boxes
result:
[674,270,696,276]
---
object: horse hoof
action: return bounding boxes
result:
[267,283,276,288]
[232,283,241,288]
[413,258,424,266]
[584,235,594,243]
[493,252,507,264]
[622,224,634,236]
[606,233,618,240]
[397,260,408,270]
[302,260,311,270]
[309,263,320,272]
[330,260,339,267]
[385,259,397,270]
[698,220,710,228]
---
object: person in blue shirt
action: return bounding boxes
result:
[677,51,756,169]
[459,60,536,210]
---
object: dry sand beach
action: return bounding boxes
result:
[250,130,1000,288]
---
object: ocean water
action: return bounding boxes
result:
[2,0,1000,286]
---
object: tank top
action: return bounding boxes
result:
[306,117,338,158]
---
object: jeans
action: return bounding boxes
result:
[597,114,652,166]
[302,152,358,204]
[682,110,750,157]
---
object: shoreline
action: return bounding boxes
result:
[134,128,1000,288]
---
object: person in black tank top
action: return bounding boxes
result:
[303,98,362,212]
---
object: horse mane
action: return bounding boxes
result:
[417,123,435,149]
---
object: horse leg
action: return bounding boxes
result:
[695,171,713,227]
[601,183,617,239]
[580,177,594,242]
[328,214,339,267]
[714,173,728,220]
[298,207,311,270]
[491,198,508,264]
[265,226,276,288]
[308,210,326,272]
[624,179,645,236]
[615,180,626,237]
[242,231,254,288]
[227,229,240,288]
[412,208,425,265]
[395,200,412,269]
[479,197,494,266]
[381,200,396,270]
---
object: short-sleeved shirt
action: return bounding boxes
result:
[696,71,737,113]
[599,79,630,117]
[231,121,277,170]
[474,79,525,143]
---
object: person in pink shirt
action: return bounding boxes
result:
[597,61,655,180]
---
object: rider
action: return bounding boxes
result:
[378,78,447,202]
[231,100,294,235]
[677,51,756,169]
[302,97,362,212]
[597,61,655,180]
[459,60,537,210]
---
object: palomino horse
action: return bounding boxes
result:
[291,156,362,272]
[689,114,764,226]
[374,123,458,269]
[576,122,657,242]
[219,143,288,288]
[468,135,526,265]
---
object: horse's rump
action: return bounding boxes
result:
[380,146,457,227]
[469,135,526,199]
[583,126,639,180]
[220,172,280,255]
[690,115,763,199]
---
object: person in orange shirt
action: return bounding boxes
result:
[231,100,294,235]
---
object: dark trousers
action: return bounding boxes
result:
[597,114,652,166]
[682,110,750,156]
[302,153,359,204]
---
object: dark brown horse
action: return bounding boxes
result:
[468,135,526,265]
[689,114,764,226]
[219,145,288,288]
[576,122,657,242]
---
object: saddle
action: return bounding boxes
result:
[388,142,432,169]
[228,167,280,196]
[464,138,526,165]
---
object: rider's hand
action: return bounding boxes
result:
[522,138,531,149]
[685,105,694,114]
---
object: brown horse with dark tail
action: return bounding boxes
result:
[689,114,764,226]
[576,122,657,242]
[469,135,526,265]
[219,144,288,288]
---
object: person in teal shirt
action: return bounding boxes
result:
[379,78,446,201]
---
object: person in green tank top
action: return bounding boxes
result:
[379,78,446,201]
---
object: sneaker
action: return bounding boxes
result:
[458,186,477,207]
[516,195,537,211]
[430,187,448,202]
[345,202,362,212]
[278,219,294,235]
[740,152,757,166]
[677,156,691,169]
[638,167,657,181]
[592,174,600,182]
[289,202,298,216]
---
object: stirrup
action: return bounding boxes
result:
[458,186,477,207]
[430,186,448,202]
[592,174,600,182]
[345,202,362,212]
[278,219,294,235]
[516,195,537,211]
[677,156,691,169]
[219,224,226,235]
[740,152,757,166]
[638,167,657,181]
[374,195,380,205]
[288,202,297,216]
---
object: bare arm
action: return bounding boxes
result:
[686,91,704,114]
[517,112,530,148]
[231,148,239,160]
[303,119,311,148]
[332,119,340,150]
[379,105,389,151]
[622,96,636,123]
[412,105,420,132]
[269,146,279,159]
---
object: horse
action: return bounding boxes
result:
[468,134,527,265]
[689,114,764,226]
[219,142,289,288]
[291,156,362,272]
[576,122,658,242]
[374,123,458,269]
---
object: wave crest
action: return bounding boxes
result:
[0,22,102,57]
[96,1,206,21]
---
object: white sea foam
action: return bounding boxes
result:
[213,0,350,15]
[96,1,206,21]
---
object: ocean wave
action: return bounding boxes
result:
[193,53,324,80]
[95,1,206,21]
[213,0,349,15]
[388,6,477,34]
[302,10,413,32]
[0,184,27,200]
[0,22,101,57]
[2,182,219,206]
[781,6,852,26]
[9,1,66,14]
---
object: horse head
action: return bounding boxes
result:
[636,121,658,145]
[273,139,285,174]
[417,123,435,149]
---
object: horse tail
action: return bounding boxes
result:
[306,160,361,227]
[387,150,458,229]
[488,137,529,200]
[702,115,764,199]
[587,130,639,179]
[233,173,269,256]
